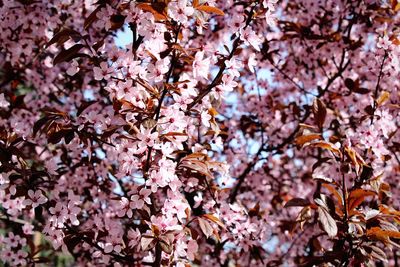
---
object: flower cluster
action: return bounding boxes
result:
[1,0,400,266]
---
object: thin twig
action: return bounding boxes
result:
[370,51,388,124]
[186,4,258,111]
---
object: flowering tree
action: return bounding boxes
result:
[1,0,400,266]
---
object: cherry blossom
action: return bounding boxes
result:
[168,0,194,24]
[192,51,211,80]
[22,189,47,208]
[130,188,152,210]
[1,0,400,266]
[0,93,9,108]
[136,125,159,149]
[93,62,113,81]
[66,60,80,76]
[200,110,212,127]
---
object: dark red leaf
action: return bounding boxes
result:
[284,198,311,208]
[312,98,327,129]
[47,28,81,47]
[53,44,84,65]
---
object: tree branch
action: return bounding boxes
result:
[186,4,258,111]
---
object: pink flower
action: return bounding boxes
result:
[193,193,203,208]
[66,192,81,226]
[216,74,238,94]
[247,53,257,73]
[14,250,28,266]
[127,228,141,248]
[0,93,9,108]
[227,14,245,31]
[49,202,68,227]
[0,249,13,263]
[377,35,392,50]
[66,60,80,76]
[172,94,193,110]
[265,9,277,26]
[225,58,242,78]
[146,37,168,60]
[147,58,170,83]
[263,0,277,9]
[103,241,122,254]
[193,51,210,80]
[168,175,183,192]
[164,134,187,150]
[23,189,47,208]
[150,215,182,232]
[3,197,26,216]
[240,28,262,51]
[130,188,152,209]
[44,227,64,250]
[168,0,194,24]
[4,232,22,248]
[95,5,114,31]
[116,79,133,100]
[23,223,34,235]
[137,125,159,148]
[146,170,168,192]
[376,109,396,138]
[201,110,212,127]
[159,142,175,157]
[117,197,133,218]
[159,107,188,132]
[187,240,198,261]
[93,62,113,81]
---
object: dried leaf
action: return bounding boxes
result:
[379,182,392,199]
[299,123,319,130]
[312,174,333,183]
[158,236,172,254]
[212,228,221,242]
[377,91,390,106]
[345,146,365,175]
[163,132,188,137]
[141,235,155,251]
[142,118,157,130]
[312,98,327,129]
[284,198,311,208]
[185,208,191,220]
[322,184,343,209]
[196,5,225,15]
[295,134,322,146]
[315,198,338,237]
[136,78,159,96]
[198,217,213,238]
[348,189,376,211]
[369,245,388,263]
[202,214,225,228]
[367,227,400,250]
[392,0,400,12]
[180,160,213,177]
[109,14,125,30]
[136,3,167,21]
[296,206,312,230]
